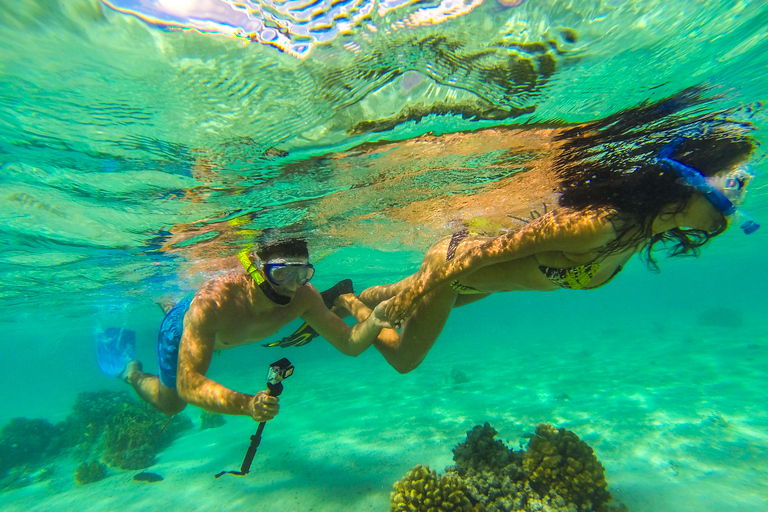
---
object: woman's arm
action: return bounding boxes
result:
[385,211,617,321]
[176,299,278,421]
[302,293,393,356]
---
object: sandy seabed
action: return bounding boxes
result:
[2,301,766,512]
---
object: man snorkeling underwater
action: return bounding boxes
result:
[98,237,393,422]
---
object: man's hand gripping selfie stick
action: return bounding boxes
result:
[215,358,294,478]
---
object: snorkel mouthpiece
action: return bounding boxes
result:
[657,137,760,234]
[737,213,760,235]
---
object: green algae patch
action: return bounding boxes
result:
[65,390,193,470]
[74,461,107,485]
[0,390,192,491]
[200,410,226,430]
[0,418,64,475]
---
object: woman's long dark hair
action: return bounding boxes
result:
[552,87,757,270]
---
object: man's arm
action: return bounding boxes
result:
[176,298,278,422]
[385,212,617,322]
[301,292,392,356]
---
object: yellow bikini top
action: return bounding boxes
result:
[538,261,623,290]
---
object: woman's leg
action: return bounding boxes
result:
[377,287,458,373]
[358,273,421,308]
[358,236,453,308]
[344,286,459,373]
[454,293,491,307]
[354,236,464,372]
[336,293,402,357]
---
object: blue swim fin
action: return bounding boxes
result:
[96,327,136,377]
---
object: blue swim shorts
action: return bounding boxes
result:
[157,297,193,389]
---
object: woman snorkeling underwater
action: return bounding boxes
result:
[339,89,761,373]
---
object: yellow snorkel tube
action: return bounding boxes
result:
[238,246,266,285]
[238,246,292,305]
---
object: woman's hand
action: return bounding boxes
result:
[384,288,421,326]
[249,390,280,422]
[370,298,396,329]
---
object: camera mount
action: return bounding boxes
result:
[215,358,294,478]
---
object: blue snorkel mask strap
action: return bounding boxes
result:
[657,137,760,234]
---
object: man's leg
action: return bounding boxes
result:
[125,361,187,416]
[128,296,193,415]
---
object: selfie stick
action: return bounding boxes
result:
[215,358,294,478]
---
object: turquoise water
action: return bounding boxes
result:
[1,0,767,510]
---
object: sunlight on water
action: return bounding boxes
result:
[102,0,497,58]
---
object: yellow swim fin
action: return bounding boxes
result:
[264,322,319,348]
[263,279,353,348]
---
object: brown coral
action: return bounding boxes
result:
[392,423,619,512]
[522,423,610,511]
[390,464,475,512]
[452,423,515,476]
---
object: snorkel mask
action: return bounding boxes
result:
[239,248,296,306]
[262,259,315,287]
[658,137,760,234]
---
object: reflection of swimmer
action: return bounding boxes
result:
[99,237,392,421]
[145,140,291,271]
[342,89,758,373]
